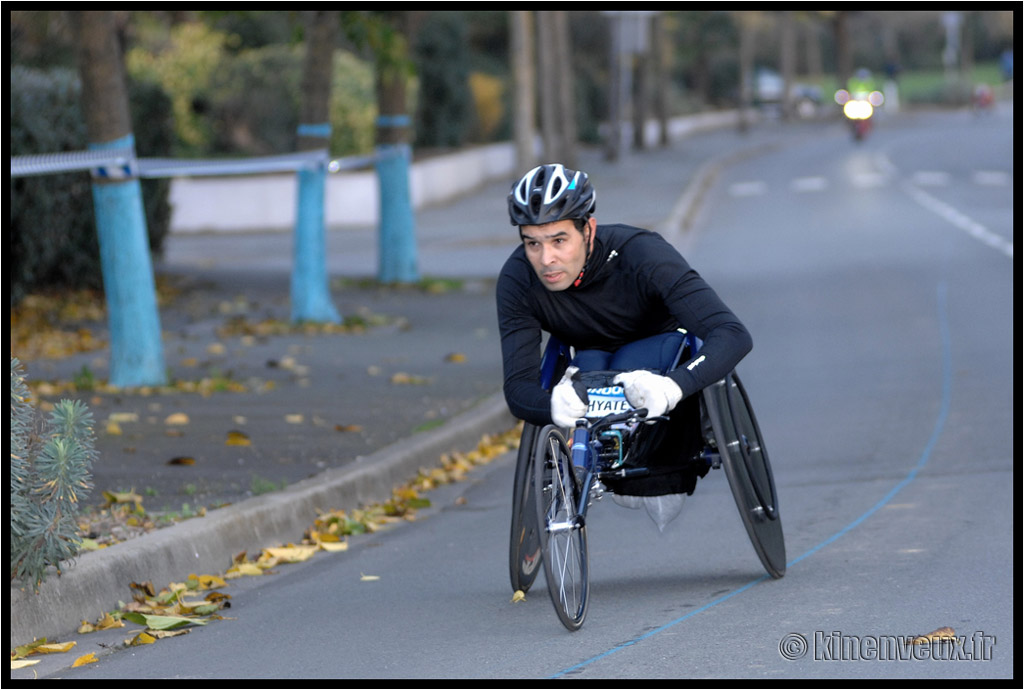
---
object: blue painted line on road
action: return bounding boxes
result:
[551,281,952,678]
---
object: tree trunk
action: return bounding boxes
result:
[834,11,852,88]
[632,51,649,150]
[298,10,339,152]
[74,11,131,143]
[536,12,561,164]
[292,10,341,323]
[71,10,166,387]
[510,11,537,172]
[553,11,577,168]
[736,12,756,133]
[374,12,418,284]
[780,11,796,120]
[652,14,669,148]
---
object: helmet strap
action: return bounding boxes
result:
[573,228,594,288]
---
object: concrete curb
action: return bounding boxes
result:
[9,393,516,648]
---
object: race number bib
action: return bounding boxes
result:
[585,385,632,418]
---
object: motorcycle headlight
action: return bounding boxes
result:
[843,100,873,120]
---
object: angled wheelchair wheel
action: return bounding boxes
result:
[509,423,543,593]
[533,425,589,631]
[703,373,786,579]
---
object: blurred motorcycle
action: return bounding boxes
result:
[834,88,884,141]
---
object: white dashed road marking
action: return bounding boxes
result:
[972,170,1010,186]
[725,158,1012,259]
[790,176,828,192]
[728,181,767,197]
[901,182,1013,259]
[911,170,951,186]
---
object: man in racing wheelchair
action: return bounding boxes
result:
[497,162,753,500]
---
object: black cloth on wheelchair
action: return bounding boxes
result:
[574,369,709,497]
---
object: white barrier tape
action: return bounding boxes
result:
[10,149,135,178]
[10,149,394,180]
[137,150,328,178]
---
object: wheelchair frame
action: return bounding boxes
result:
[508,333,785,631]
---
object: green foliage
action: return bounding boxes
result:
[206,43,305,155]
[10,358,97,591]
[329,52,377,156]
[8,66,173,306]
[126,22,230,153]
[126,22,377,157]
[413,13,473,149]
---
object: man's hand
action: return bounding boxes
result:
[613,370,683,419]
[551,366,588,427]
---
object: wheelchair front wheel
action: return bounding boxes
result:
[509,423,543,593]
[533,425,589,631]
[704,373,786,579]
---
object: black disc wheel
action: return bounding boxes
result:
[509,423,543,593]
[533,425,589,631]
[704,373,786,579]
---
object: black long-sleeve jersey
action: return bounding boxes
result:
[496,223,753,427]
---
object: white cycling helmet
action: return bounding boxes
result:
[508,163,596,226]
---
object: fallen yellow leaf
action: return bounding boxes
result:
[225,562,264,579]
[146,629,191,640]
[71,653,98,667]
[318,540,349,553]
[284,414,304,424]
[12,640,47,659]
[128,632,156,646]
[165,412,190,425]
[78,538,103,551]
[79,613,123,634]
[360,573,380,581]
[445,352,467,363]
[912,626,956,644]
[390,372,431,385]
[263,545,317,563]
[11,659,40,669]
[34,641,76,654]
[197,574,227,589]
[103,489,144,507]
[511,590,526,603]
[129,581,157,599]
[225,430,251,446]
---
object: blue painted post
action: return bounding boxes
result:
[292,122,340,324]
[375,139,419,284]
[88,134,166,387]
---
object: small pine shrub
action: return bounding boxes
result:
[10,358,96,591]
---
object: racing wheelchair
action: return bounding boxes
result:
[509,332,785,631]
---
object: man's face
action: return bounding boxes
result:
[520,218,595,292]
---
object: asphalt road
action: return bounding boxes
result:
[49,105,1016,680]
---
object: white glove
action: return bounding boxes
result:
[551,366,588,428]
[613,370,683,419]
